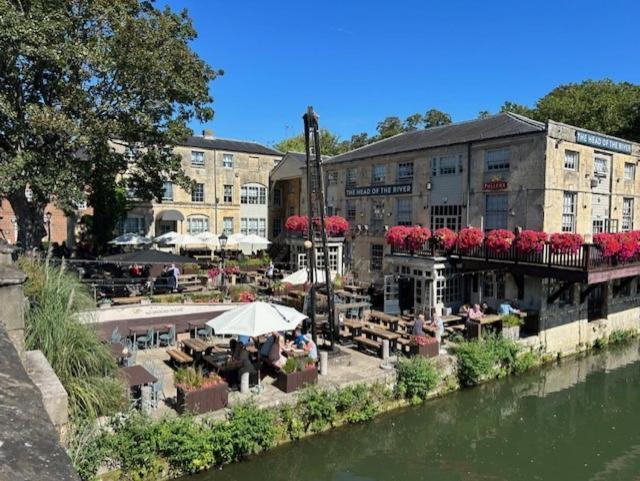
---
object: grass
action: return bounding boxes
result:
[19,256,126,419]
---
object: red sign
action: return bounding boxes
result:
[483,180,507,190]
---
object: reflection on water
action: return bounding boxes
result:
[181,341,640,481]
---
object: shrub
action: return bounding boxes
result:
[335,384,380,423]
[395,356,439,404]
[226,401,277,459]
[433,227,457,250]
[156,416,214,475]
[457,227,484,251]
[297,386,338,432]
[109,413,165,480]
[608,329,636,345]
[67,420,113,481]
[453,334,520,387]
[513,351,539,374]
[516,230,547,254]
[278,404,305,441]
[174,367,224,392]
[385,225,411,249]
[404,226,431,251]
[228,285,256,302]
[502,314,524,327]
[486,229,515,253]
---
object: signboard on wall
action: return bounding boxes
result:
[575,131,632,154]
[483,180,507,190]
[345,183,412,197]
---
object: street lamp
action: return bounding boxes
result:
[219,231,228,289]
[44,211,52,245]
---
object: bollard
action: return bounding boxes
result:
[320,351,328,376]
[141,385,152,415]
[240,372,250,393]
[382,339,390,361]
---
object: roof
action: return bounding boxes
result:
[326,112,546,164]
[100,249,197,265]
[179,136,282,156]
[270,151,328,181]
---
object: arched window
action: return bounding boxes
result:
[187,215,209,234]
[240,183,267,205]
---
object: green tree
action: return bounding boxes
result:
[0,0,219,249]
[478,110,491,119]
[376,116,404,139]
[87,170,129,254]
[274,129,350,156]
[349,132,371,149]
[499,101,536,117]
[404,113,424,131]
[423,109,452,128]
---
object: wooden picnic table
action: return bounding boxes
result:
[187,320,207,338]
[181,338,210,357]
[362,326,400,342]
[441,314,463,325]
[109,342,132,365]
[343,319,364,338]
[466,314,503,339]
[120,365,157,388]
[343,285,367,294]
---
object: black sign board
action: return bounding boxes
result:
[575,131,632,154]
[345,183,412,197]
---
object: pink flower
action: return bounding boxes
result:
[457,227,484,252]
[404,226,431,251]
[486,229,516,253]
[593,232,622,258]
[549,233,583,254]
[433,228,458,250]
[516,230,547,254]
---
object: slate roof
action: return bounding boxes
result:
[179,136,282,156]
[326,112,546,164]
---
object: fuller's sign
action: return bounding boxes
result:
[345,183,412,197]
[483,180,507,190]
[575,131,632,154]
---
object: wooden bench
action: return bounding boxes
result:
[177,274,203,293]
[166,348,193,366]
[354,335,382,355]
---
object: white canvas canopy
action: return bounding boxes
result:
[206,301,306,336]
[239,234,271,254]
[196,232,220,247]
[164,233,204,246]
[225,233,246,247]
[281,268,335,285]
[108,233,152,246]
[153,231,179,244]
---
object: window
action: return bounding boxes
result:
[346,200,356,222]
[192,183,204,202]
[273,188,282,207]
[223,185,233,203]
[396,198,412,226]
[191,151,204,167]
[622,198,634,231]
[223,217,233,234]
[327,172,338,185]
[435,267,462,305]
[430,205,462,231]
[562,192,577,232]
[496,273,505,299]
[222,153,234,168]
[187,216,208,234]
[370,244,383,271]
[240,185,267,204]
[273,218,282,237]
[438,155,457,175]
[288,205,295,217]
[485,194,508,230]
[371,201,385,231]
[371,164,386,184]
[485,148,510,172]
[120,216,145,235]
[397,162,414,181]
[624,162,636,181]
[162,182,173,201]
[483,273,494,298]
[594,156,608,176]
[564,150,579,170]
[240,217,267,237]
[346,169,357,189]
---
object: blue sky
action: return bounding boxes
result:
[163,0,640,147]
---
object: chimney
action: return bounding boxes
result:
[202,129,214,139]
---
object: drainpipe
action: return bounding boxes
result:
[213,149,218,233]
[466,142,472,226]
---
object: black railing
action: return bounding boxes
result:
[390,238,640,272]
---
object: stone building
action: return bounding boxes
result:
[268,151,305,240]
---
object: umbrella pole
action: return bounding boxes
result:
[257,338,262,389]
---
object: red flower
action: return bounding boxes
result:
[549,233,583,254]
[593,232,622,258]
[516,230,547,254]
[207,267,222,279]
[433,228,458,250]
[239,291,255,303]
[285,215,308,233]
[457,227,484,252]
[285,215,349,236]
[325,216,350,236]
[385,226,410,249]
[617,233,638,261]
[405,226,431,251]
[224,265,240,275]
[486,229,516,253]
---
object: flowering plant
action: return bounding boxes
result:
[385,226,410,249]
[285,215,309,233]
[617,233,639,262]
[515,230,547,254]
[405,226,431,251]
[207,267,222,279]
[486,229,515,253]
[433,227,458,251]
[325,216,350,236]
[239,291,255,303]
[457,227,484,252]
[285,215,349,236]
[224,265,240,275]
[549,233,583,254]
[175,367,224,392]
[593,232,622,258]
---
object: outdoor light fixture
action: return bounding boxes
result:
[219,231,228,249]
[219,231,228,290]
[426,182,432,190]
[303,240,312,249]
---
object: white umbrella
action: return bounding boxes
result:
[206,301,306,336]
[164,233,203,246]
[196,232,220,247]
[225,233,246,247]
[108,233,152,246]
[153,231,179,243]
[239,234,271,254]
[281,268,335,285]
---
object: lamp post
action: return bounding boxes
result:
[45,211,52,246]
[219,231,228,290]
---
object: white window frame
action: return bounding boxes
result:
[223,184,233,203]
[162,182,173,201]
[624,162,636,181]
[191,151,205,167]
[223,217,233,234]
[370,244,383,271]
[622,198,634,231]
[397,162,414,181]
[345,200,356,222]
[222,153,234,168]
[240,184,266,205]
[594,156,608,177]
[485,193,508,231]
[396,198,412,226]
[562,192,577,232]
[564,150,579,170]
[485,148,510,172]
[346,169,357,188]
[187,216,209,234]
[371,164,386,185]
[192,183,204,203]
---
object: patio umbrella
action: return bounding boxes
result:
[196,232,220,247]
[239,234,271,254]
[281,267,335,285]
[153,231,179,244]
[108,233,152,246]
[164,233,204,247]
[225,233,246,248]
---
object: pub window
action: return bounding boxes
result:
[485,193,508,230]
[430,205,462,232]
[483,273,494,298]
[273,188,282,207]
[191,150,205,167]
[187,216,208,234]
[370,244,383,271]
[162,182,173,201]
[622,198,634,231]
[272,218,282,237]
[564,150,579,170]
[222,153,234,168]
[485,148,510,172]
[240,184,266,204]
[397,162,414,181]
[562,192,577,232]
[192,183,204,203]
[371,201,385,231]
[624,162,636,181]
[438,155,457,175]
[496,273,505,300]
[594,156,608,177]
[346,169,357,189]
[372,164,386,184]
[223,217,233,234]
[396,198,412,226]
[346,200,356,222]
[223,184,233,203]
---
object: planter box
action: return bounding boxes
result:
[275,367,318,393]
[176,382,228,414]
[409,338,440,358]
[502,325,520,341]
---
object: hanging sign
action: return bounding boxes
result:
[575,131,632,154]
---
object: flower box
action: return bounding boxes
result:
[486,229,515,253]
[457,227,484,252]
[176,382,228,414]
[274,366,318,393]
[409,336,439,358]
[516,230,547,254]
[433,227,457,251]
[549,233,583,255]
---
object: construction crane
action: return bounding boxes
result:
[303,106,337,350]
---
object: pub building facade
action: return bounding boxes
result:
[301,113,640,354]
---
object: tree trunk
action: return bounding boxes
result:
[7,191,47,251]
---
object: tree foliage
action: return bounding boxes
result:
[273,129,350,156]
[0,0,220,248]
[423,108,452,128]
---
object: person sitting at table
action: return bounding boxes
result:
[498,300,522,316]
[237,335,253,346]
[301,334,318,362]
[459,304,470,316]
[412,313,426,337]
[467,304,484,321]
[260,333,277,358]
[267,333,286,369]
[428,308,444,343]
[290,328,306,348]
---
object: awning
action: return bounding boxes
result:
[157,209,184,222]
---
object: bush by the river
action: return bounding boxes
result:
[395,356,439,404]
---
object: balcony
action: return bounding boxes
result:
[390,239,640,284]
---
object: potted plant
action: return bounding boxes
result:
[501,314,523,341]
[274,356,318,393]
[486,229,515,254]
[618,232,640,262]
[433,227,458,251]
[593,232,622,258]
[457,227,484,252]
[549,233,583,255]
[175,367,228,414]
[385,226,410,250]
[409,335,439,358]
[405,226,431,252]
[516,230,547,255]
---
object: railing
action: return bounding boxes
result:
[390,239,640,272]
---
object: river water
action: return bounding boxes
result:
[183,341,640,481]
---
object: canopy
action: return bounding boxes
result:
[196,232,220,246]
[281,268,335,285]
[108,233,152,246]
[206,301,306,336]
[226,233,246,246]
[239,234,271,254]
[157,209,184,222]
[153,231,179,243]
[100,249,197,265]
[164,233,204,246]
